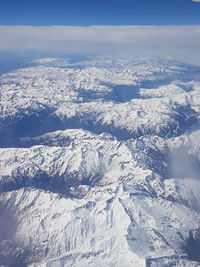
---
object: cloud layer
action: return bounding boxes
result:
[0,25,200,65]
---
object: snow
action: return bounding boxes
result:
[0,57,200,266]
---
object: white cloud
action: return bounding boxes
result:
[0,25,200,65]
[192,0,200,2]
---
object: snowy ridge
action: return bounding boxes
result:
[0,57,200,266]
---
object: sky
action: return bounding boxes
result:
[0,0,200,26]
[0,0,200,65]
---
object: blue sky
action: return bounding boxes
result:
[0,0,200,26]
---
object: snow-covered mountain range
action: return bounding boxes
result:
[0,57,200,266]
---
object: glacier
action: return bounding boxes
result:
[0,56,200,267]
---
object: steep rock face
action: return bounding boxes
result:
[0,130,141,194]
[0,57,200,266]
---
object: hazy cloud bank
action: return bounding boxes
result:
[0,25,200,65]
